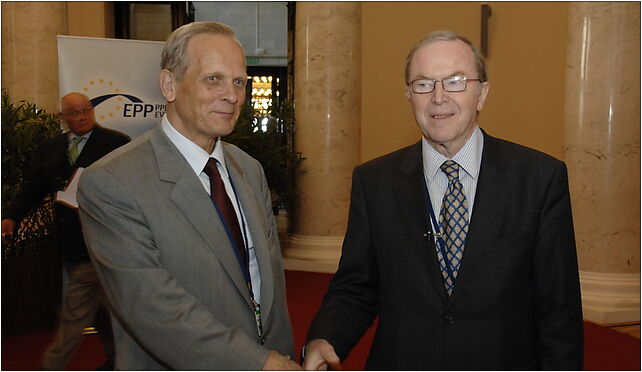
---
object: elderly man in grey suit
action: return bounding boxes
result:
[78,22,299,370]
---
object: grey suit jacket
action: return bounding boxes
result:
[78,125,294,370]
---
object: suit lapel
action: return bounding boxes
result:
[52,133,72,166]
[394,142,449,303]
[149,127,254,307]
[224,148,276,324]
[74,126,103,166]
[448,132,509,304]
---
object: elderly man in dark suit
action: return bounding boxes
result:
[303,31,583,370]
[77,22,298,370]
[2,92,130,369]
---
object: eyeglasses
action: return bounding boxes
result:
[61,106,94,118]
[408,76,482,94]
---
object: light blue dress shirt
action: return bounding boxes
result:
[422,125,484,234]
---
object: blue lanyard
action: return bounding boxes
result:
[228,180,252,289]
[209,192,250,284]
[422,181,456,285]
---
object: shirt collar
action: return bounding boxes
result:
[211,134,229,178]
[422,125,483,181]
[161,115,229,178]
[67,130,92,143]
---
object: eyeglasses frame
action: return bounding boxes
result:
[60,106,94,118]
[408,76,484,94]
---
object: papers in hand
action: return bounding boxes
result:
[55,167,85,209]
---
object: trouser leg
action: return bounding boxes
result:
[94,303,115,361]
[41,262,102,370]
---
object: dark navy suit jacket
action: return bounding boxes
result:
[307,131,583,370]
[5,124,130,262]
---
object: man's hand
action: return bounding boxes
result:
[263,350,302,370]
[303,339,341,370]
[1,219,17,243]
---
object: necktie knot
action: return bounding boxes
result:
[203,158,220,179]
[68,136,85,164]
[440,160,460,182]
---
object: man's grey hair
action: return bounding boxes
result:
[404,30,487,84]
[161,21,242,80]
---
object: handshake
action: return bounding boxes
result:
[264,340,340,371]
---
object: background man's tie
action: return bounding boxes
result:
[438,160,469,295]
[203,158,247,266]
[67,137,84,165]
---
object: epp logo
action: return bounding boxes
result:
[90,94,166,118]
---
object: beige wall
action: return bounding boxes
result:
[67,2,114,38]
[361,2,569,162]
[484,2,568,159]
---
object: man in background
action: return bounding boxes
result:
[2,92,130,369]
[303,31,583,370]
[77,22,299,369]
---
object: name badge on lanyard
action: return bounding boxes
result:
[423,181,456,285]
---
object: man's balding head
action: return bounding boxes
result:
[60,92,96,135]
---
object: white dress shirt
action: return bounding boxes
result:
[161,115,261,304]
[422,125,484,234]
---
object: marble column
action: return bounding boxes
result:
[1,2,67,113]
[284,2,361,272]
[564,2,640,323]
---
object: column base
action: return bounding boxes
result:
[282,234,342,273]
[580,270,640,324]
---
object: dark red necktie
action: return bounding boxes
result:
[203,158,247,265]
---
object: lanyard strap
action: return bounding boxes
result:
[422,182,456,285]
[210,199,251,282]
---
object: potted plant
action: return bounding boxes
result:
[224,101,304,233]
[1,89,63,337]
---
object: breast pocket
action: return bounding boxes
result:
[485,234,531,254]
[473,235,532,273]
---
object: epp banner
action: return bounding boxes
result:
[58,35,166,139]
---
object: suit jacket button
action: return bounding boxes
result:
[444,314,454,325]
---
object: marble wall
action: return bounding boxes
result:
[564,2,640,274]
[293,2,361,237]
[2,2,67,113]
[564,2,640,324]
[284,2,361,272]
[2,2,114,113]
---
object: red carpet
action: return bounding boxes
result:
[1,328,106,370]
[285,270,378,369]
[2,270,640,370]
[583,321,641,371]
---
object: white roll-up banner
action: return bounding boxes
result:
[58,35,165,139]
